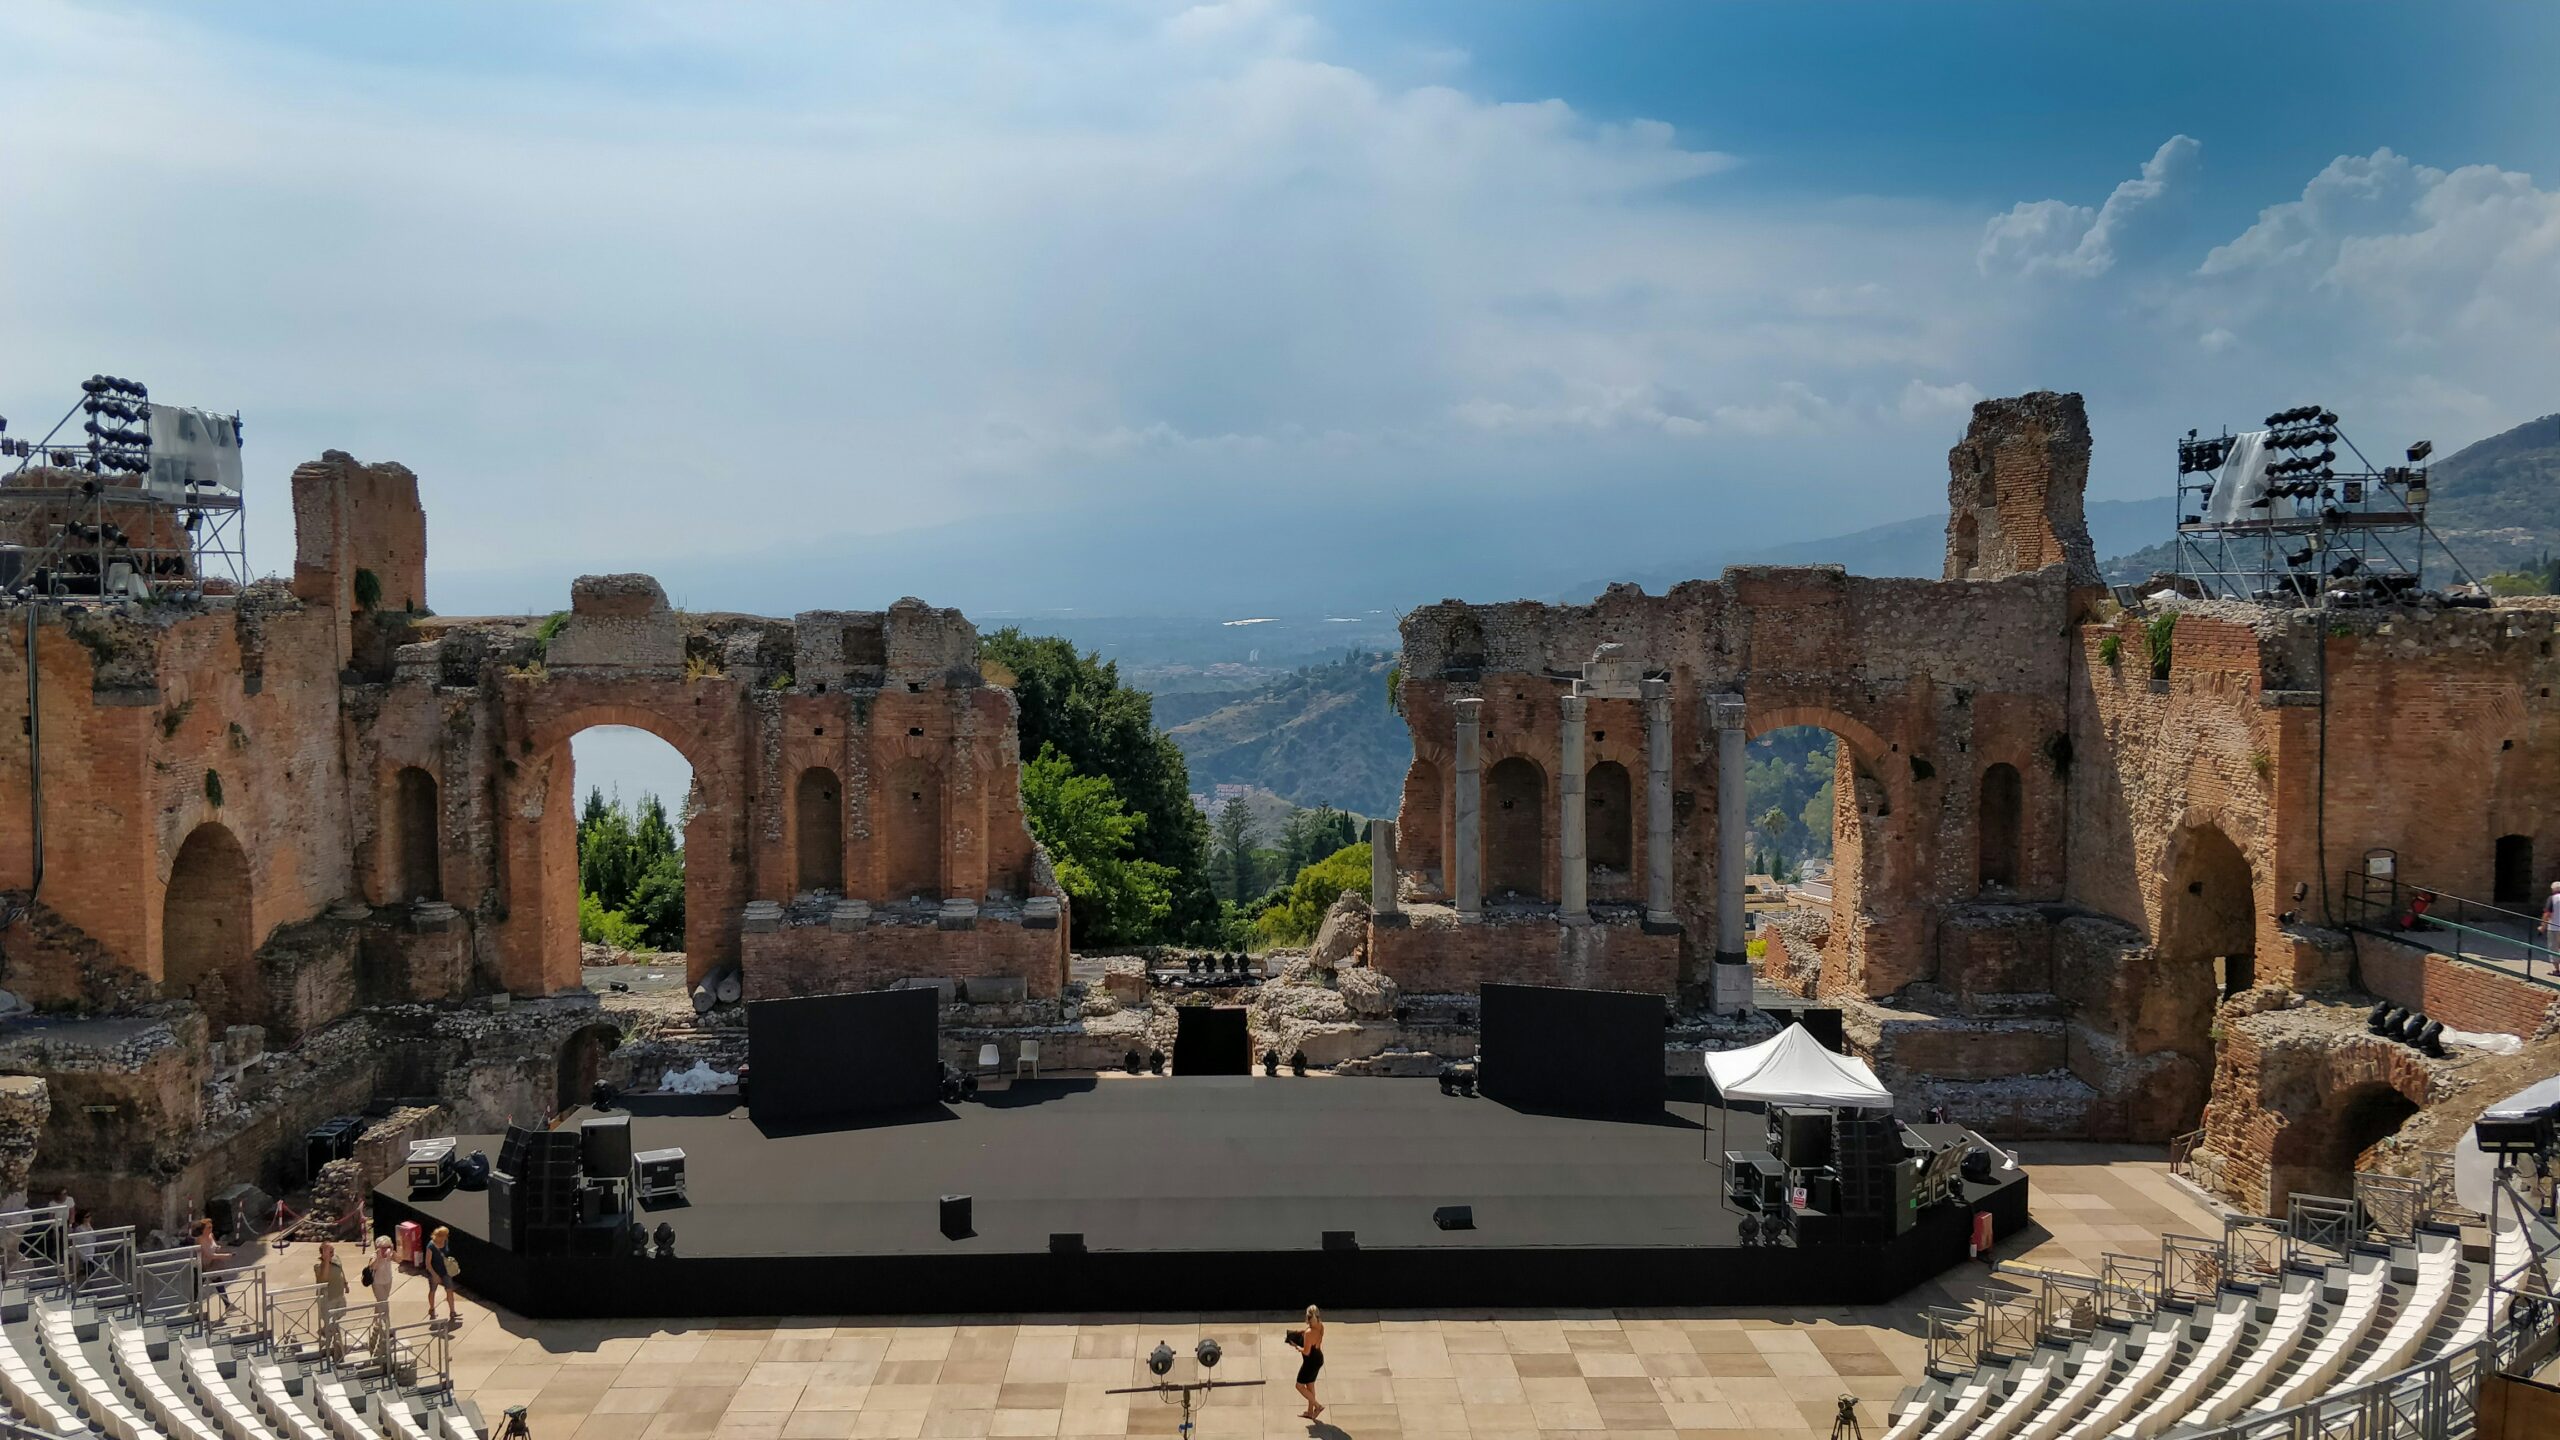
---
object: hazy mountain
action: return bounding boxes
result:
[1162,652,1409,817]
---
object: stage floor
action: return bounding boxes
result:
[379,1076,2029,1316]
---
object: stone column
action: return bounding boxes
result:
[1369,818,1399,919]
[1641,680,1675,929]
[1558,693,1588,924]
[1452,698,1483,918]
[1710,692,1753,1014]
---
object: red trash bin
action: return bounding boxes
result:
[396,1219,423,1266]
[1969,1209,1995,1258]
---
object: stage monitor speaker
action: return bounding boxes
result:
[1432,1205,1474,1231]
[1960,1147,1995,1183]
[1770,1106,1832,1169]
[1323,1230,1358,1252]
[748,988,942,1124]
[1048,1232,1085,1255]
[1477,983,1667,1117]
[1832,1112,1900,1217]
[1172,1005,1252,1075]
[939,1194,973,1240]
[581,1115,634,1178]
[487,1172,524,1252]
[1891,1157,1923,1235]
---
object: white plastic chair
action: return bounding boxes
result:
[1017,1041,1041,1079]
[976,1043,999,1076]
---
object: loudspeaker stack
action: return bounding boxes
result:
[1832,1112,1900,1217]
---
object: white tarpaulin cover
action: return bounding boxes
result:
[1703,1022,1893,1108]
[2203,430,2284,525]
[143,404,242,504]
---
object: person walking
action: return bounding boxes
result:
[421,1226,460,1328]
[1287,1304,1326,1422]
[2542,881,2559,949]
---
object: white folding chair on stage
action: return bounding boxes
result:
[1017,1041,1041,1079]
[976,1043,999,1078]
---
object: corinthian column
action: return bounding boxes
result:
[1709,692,1752,1014]
[1452,698,1483,918]
[1559,693,1588,923]
[1641,680,1675,928]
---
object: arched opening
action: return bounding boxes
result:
[2147,823,2256,1138]
[1587,760,1633,873]
[884,758,944,901]
[2279,1080,2423,1206]
[566,726,696,977]
[795,766,845,893]
[1743,726,1841,890]
[2494,833,2534,907]
[393,766,442,902]
[164,823,254,1028]
[555,1023,622,1115]
[1978,763,2022,893]
[1484,756,1545,901]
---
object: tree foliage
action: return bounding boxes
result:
[577,786,685,950]
[1020,744,1174,947]
[981,629,1219,941]
[1211,797,1263,903]
[1744,728,1837,871]
[1252,842,1372,947]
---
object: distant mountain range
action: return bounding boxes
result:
[1158,651,1408,817]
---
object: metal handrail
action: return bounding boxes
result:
[2342,869,2560,987]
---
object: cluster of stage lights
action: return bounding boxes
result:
[1146,1339,1223,1377]
[77,375,152,475]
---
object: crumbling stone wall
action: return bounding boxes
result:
[1943,391,2102,589]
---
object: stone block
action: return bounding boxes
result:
[937,899,980,932]
[829,899,872,933]
[740,901,784,934]
[961,976,1026,1005]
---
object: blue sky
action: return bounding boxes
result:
[4,0,2556,622]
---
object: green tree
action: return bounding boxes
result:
[982,629,1218,941]
[1253,842,1372,947]
[575,788,685,950]
[1278,805,1359,877]
[1020,745,1175,946]
[1212,797,1262,903]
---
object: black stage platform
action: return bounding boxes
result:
[375,1077,2028,1317]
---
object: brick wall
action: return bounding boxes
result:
[1368,910,1678,995]
[2358,940,2559,1039]
[741,916,1068,1000]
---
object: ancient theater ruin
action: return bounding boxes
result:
[1369,391,2560,1213]
[0,388,2553,1238]
[0,449,1065,1231]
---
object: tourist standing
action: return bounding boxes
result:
[313,1240,350,1353]
[422,1225,460,1328]
[1288,1304,1326,1422]
[365,1236,396,1333]
[2543,881,2559,948]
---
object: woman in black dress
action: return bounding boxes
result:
[1288,1304,1326,1421]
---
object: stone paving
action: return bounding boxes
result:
[338,1144,2218,1440]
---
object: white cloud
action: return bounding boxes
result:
[1895,379,1983,420]
[1979,135,2199,278]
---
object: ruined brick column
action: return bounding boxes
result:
[1369,818,1398,919]
[1642,680,1675,928]
[1558,692,1588,924]
[1710,692,1752,1014]
[1453,697,1483,918]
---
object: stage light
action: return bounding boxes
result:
[1439,1065,1457,1096]
[1124,1050,1143,1075]
[1147,1049,1165,1075]
[2368,1002,2400,1035]
[653,1221,676,1258]
[1193,1338,1221,1371]
[2287,547,2314,568]
[2407,440,2432,463]
[1290,1050,1308,1076]
[1262,1049,1279,1077]
[1147,1342,1176,1378]
[591,1080,617,1109]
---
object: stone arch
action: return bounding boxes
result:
[509,699,726,996]
[883,757,944,900]
[165,822,255,1028]
[794,766,845,893]
[393,766,442,902]
[2149,822,2256,1138]
[1587,760,1633,873]
[1978,762,2022,893]
[1484,756,1546,901]
[555,1021,623,1115]
[1740,703,1913,995]
[2272,1075,2426,1207]
[2493,832,2534,907]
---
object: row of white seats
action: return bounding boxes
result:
[108,1328,221,1440]
[2333,1234,2462,1390]
[182,1345,285,1440]
[2113,1290,2251,1438]
[314,1380,369,1440]
[0,1314,88,1436]
[2246,1253,2388,1416]
[2189,1270,2321,1426]
[39,1306,155,1440]
[251,1363,330,1440]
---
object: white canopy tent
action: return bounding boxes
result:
[1704,1022,1892,1108]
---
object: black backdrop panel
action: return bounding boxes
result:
[748,988,941,1123]
[1173,1006,1251,1076]
[1479,983,1666,1116]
